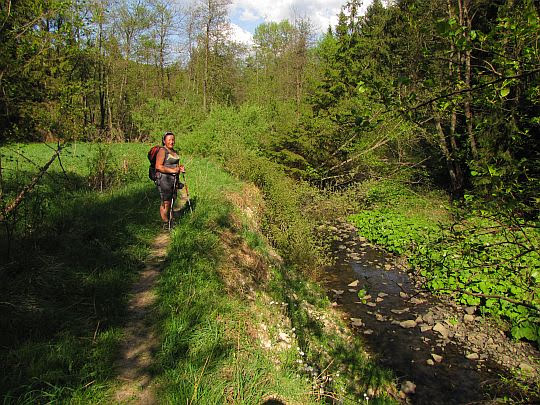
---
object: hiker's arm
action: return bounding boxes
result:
[155,149,180,174]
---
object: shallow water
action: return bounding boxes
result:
[322,225,509,404]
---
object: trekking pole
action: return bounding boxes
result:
[182,171,193,213]
[169,173,177,231]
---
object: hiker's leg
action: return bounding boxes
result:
[160,200,171,221]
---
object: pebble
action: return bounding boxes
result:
[391,308,410,315]
[376,297,384,303]
[350,318,363,327]
[363,329,374,335]
[348,280,359,287]
[423,311,435,325]
[463,314,475,323]
[400,292,409,299]
[377,292,388,298]
[433,323,449,339]
[400,320,417,329]
[431,353,443,363]
[348,289,357,293]
[466,353,479,360]
[410,297,426,305]
[401,380,416,394]
[366,302,377,307]
[420,325,433,333]
[278,332,290,343]
[426,359,435,366]
[465,306,477,315]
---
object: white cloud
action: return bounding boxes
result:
[229,23,254,46]
[229,0,371,33]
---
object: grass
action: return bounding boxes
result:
[1,142,399,404]
[1,142,159,403]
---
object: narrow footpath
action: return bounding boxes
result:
[113,232,169,404]
[322,222,539,404]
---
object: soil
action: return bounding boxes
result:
[321,221,539,404]
[113,232,169,404]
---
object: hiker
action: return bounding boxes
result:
[155,132,185,228]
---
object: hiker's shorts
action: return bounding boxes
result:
[156,173,182,202]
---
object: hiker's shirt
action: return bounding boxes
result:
[157,148,180,192]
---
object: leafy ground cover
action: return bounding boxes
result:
[1,143,397,403]
[348,180,540,345]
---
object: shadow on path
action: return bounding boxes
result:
[114,233,170,404]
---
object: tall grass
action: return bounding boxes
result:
[0,143,159,403]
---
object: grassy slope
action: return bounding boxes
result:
[0,143,397,404]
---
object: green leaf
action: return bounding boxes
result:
[511,322,538,342]
[500,87,510,98]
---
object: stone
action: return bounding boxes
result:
[366,302,377,307]
[431,353,443,363]
[376,297,384,303]
[338,245,346,250]
[465,306,477,315]
[384,264,392,270]
[348,289,357,293]
[433,323,449,339]
[426,359,435,366]
[350,318,363,327]
[519,363,536,376]
[400,292,409,299]
[375,313,385,321]
[466,353,479,360]
[348,280,359,287]
[423,311,435,325]
[377,292,388,298]
[332,289,344,295]
[463,314,475,323]
[391,308,410,315]
[410,297,426,305]
[415,316,423,324]
[363,295,372,300]
[331,302,339,307]
[420,325,433,333]
[278,332,290,343]
[364,329,374,335]
[401,380,416,394]
[400,320,418,329]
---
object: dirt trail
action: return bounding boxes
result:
[113,232,169,404]
[322,222,539,404]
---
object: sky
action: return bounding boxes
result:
[228,0,373,45]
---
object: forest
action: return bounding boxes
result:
[1,0,539,403]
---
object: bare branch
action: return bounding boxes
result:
[409,69,540,111]
[0,145,62,222]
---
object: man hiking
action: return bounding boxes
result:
[155,131,184,229]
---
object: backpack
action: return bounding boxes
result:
[148,146,163,181]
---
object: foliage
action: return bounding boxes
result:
[86,144,138,191]
[349,180,540,344]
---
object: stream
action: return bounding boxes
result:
[321,222,533,404]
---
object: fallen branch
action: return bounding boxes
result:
[454,289,540,313]
[0,145,62,222]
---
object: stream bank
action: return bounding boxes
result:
[320,221,539,404]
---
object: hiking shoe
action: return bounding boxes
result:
[162,221,169,231]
